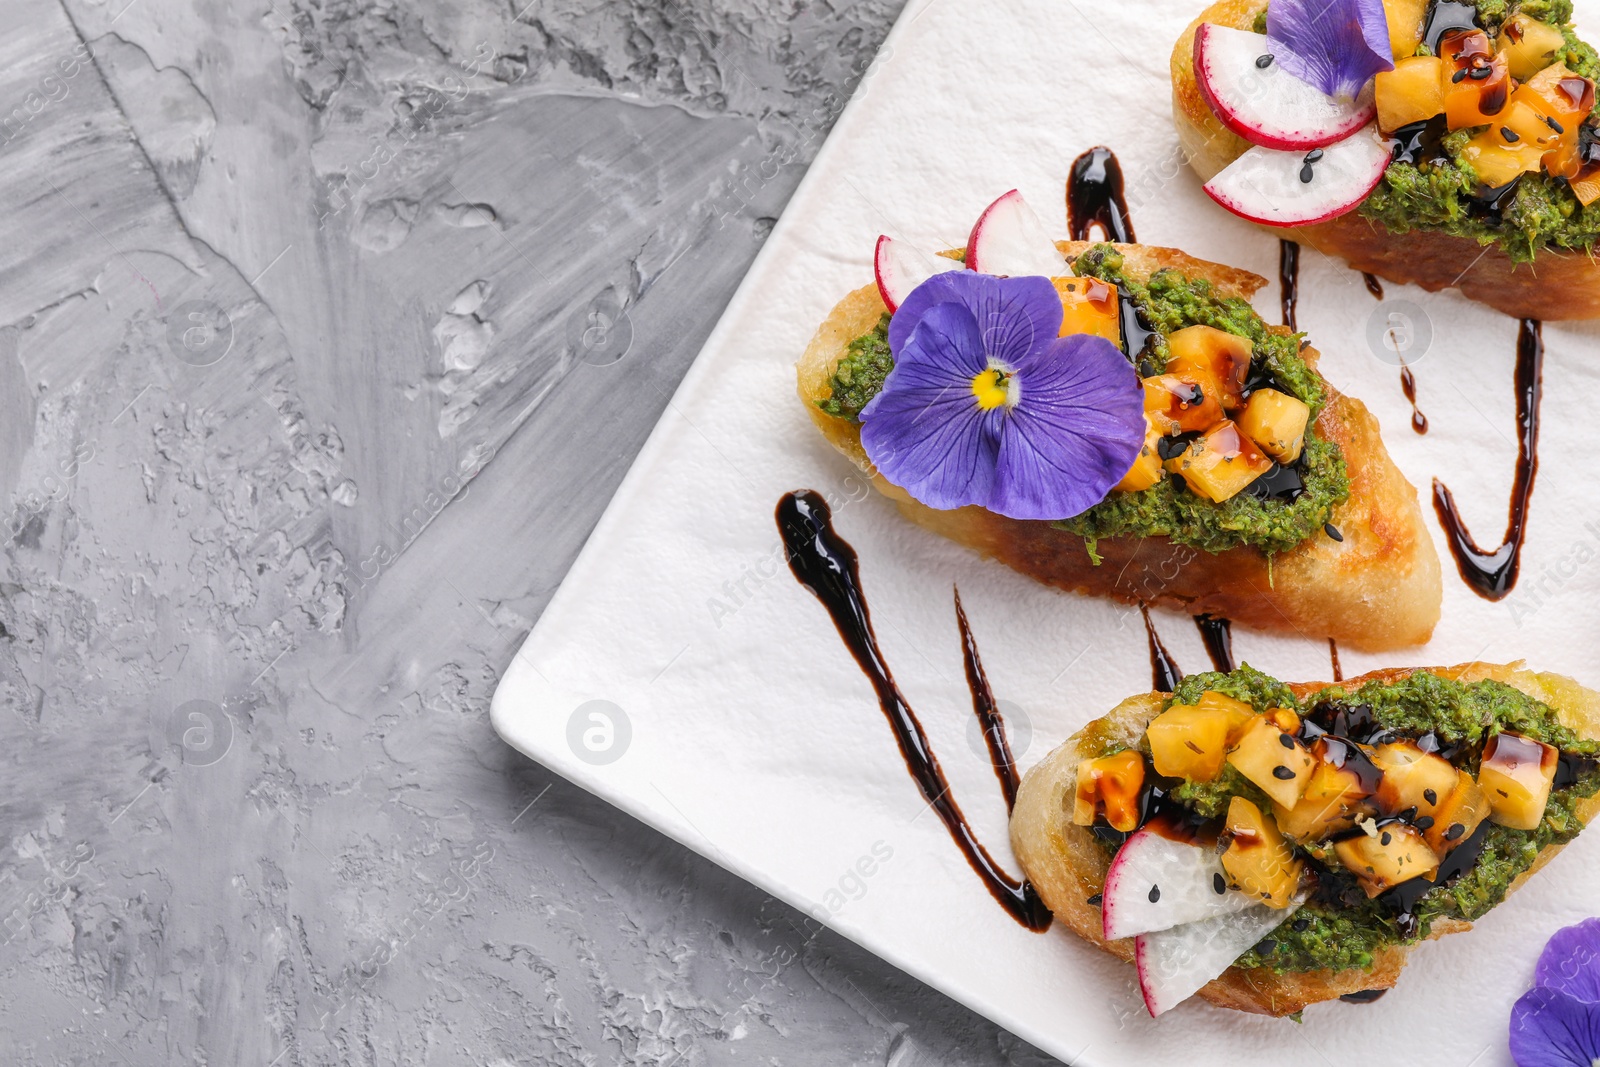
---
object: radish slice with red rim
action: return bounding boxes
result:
[873,234,965,312]
[1102,830,1258,942]
[966,190,1069,278]
[1202,124,1390,227]
[1194,23,1375,151]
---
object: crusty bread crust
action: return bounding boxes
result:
[1171,0,1600,320]
[1009,662,1600,1017]
[797,241,1442,651]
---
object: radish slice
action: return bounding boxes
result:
[1101,830,1257,941]
[1135,898,1304,1016]
[1194,24,1375,151]
[1203,124,1390,228]
[966,190,1069,278]
[873,234,965,312]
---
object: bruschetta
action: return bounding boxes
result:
[1010,660,1600,1016]
[1173,0,1600,319]
[797,189,1441,651]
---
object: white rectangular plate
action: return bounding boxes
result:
[492,1,1600,1063]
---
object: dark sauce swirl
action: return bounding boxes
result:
[1067,146,1134,243]
[777,491,1051,931]
[1432,319,1543,599]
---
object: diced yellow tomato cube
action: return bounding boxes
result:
[1071,750,1146,833]
[1335,824,1440,897]
[1461,131,1545,186]
[1384,0,1428,58]
[1053,276,1121,345]
[1166,326,1251,411]
[1221,797,1303,908]
[1423,774,1493,854]
[1235,388,1310,465]
[1440,29,1512,129]
[1197,690,1258,741]
[1573,165,1600,206]
[1371,741,1461,819]
[1375,55,1445,133]
[1512,65,1595,178]
[1115,414,1164,493]
[1497,14,1570,81]
[1164,421,1272,503]
[1143,373,1224,436]
[1145,705,1234,782]
[1479,731,1558,830]
[1227,716,1316,809]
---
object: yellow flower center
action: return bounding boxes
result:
[971,366,1016,411]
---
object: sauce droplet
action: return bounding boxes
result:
[1066,146,1135,243]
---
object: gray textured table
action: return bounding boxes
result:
[0,1,1062,1062]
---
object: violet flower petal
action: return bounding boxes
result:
[1510,988,1600,1067]
[888,271,1062,371]
[860,303,1001,512]
[1536,919,1600,1005]
[1267,0,1394,100]
[991,333,1145,520]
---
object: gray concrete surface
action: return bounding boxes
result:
[0,1,1063,1063]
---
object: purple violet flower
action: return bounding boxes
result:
[858,271,1144,521]
[1267,0,1395,101]
[1511,919,1600,1067]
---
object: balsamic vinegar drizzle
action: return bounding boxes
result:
[956,588,1022,812]
[1140,605,1184,694]
[1193,614,1237,672]
[1400,362,1429,435]
[1359,265,1428,433]
[777,491,1052,931]
[1278,239,1300,331]
[1340,988,1390,1004]
[1328,638,1344,682]
[1067,146,1135,243]
[1432,319,1544,600]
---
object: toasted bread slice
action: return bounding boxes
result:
[1171,0,1600,320]
[1010,661,1600,1017]
[797,241,1441,651]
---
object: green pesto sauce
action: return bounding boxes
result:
[818,312,891,420]
[1255,0,1600,264]
[1055,248,1348,557]
[1148,667,1600,973]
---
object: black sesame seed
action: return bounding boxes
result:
[1547,116,1566,134]
[1452,68,1469,83]
[1214,873,1227,895]
[1257,54,1275,68]
[1445,822,1466,841]
[1303,148,1324,163]
[1279,733,1296,749]
[1423,789,1438,806]
[1087,892,1103,906]
[1381,831,1393,846]
[1272,765,1296,780]
[1502,126,1520,142]
[1293,918,1311,932]
[1255,939,1278,955]
[1324,522,1343,542]
[1300,163,1316,184]
[1149,884,1161,903]
[1415,815,1436,830]
[1470,66,1492,80]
